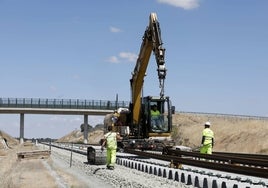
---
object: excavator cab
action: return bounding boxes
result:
[141,96,172,138]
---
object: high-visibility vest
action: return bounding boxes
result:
[104,132,117,149]
[202,128,214,145]
[151,110,160,117]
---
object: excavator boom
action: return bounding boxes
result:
[130,12,167,125]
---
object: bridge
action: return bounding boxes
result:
[0,97,129,143]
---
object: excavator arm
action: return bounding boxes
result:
[130,13,167,126]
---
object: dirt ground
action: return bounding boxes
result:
[0,142,89,188]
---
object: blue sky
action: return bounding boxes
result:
[0,0,268,138]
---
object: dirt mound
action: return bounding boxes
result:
[0,130,19,149]
[0,130,19,156]
[56,129,104,145]
[172,113,268,154]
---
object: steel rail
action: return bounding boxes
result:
[167,149,268,168]
[125,148,268,178]
[212,151,268,160]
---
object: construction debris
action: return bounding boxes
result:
[17,150,51,160]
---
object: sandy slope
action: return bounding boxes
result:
[172,113,268,154]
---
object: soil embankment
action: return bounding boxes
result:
[172,113,268,154]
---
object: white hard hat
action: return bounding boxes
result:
[204,121,211,126]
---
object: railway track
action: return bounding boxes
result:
[125,148,268,179]
[47,142,268,178]
[44,142,268,187]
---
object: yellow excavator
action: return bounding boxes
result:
[104,12,175,150]
[88,13,174,164]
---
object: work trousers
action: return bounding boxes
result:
[200,144,212,154]
[106,148,117,167]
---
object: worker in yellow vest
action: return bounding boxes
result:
[151,105,160,116]
[200,121,214,154]
[101,125,122,170]
[151,104,161,130]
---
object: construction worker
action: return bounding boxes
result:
[111,110,120,126]
[151,104,160,116]
[151,104,162,130]
[200,121,214,154]
[101,125,121,170]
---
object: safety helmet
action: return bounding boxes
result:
[204,121,211,126]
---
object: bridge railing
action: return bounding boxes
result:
[0,98,129,110]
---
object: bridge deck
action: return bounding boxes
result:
[0,98,129,115]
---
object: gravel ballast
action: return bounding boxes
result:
[46,144,193,188]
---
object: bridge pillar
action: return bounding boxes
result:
[19,113,24,144]
[83,115,88,144]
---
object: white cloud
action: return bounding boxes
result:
[157,0,199,10]
[110,26,122,33]
[107,52,137,64]
[107,56,120,63]
[119,52,137,62]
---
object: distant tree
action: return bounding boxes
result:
[80,123,93,132]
